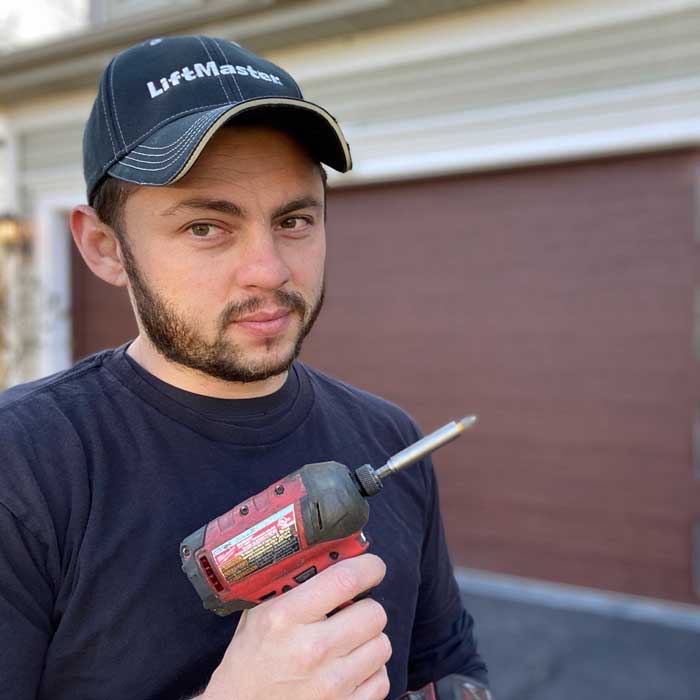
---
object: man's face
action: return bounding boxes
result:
[117,126,326,383]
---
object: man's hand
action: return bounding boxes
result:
[202,553,391,700]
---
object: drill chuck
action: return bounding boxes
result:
[354,463,383,497]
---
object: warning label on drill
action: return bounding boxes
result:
[211,504,300,584]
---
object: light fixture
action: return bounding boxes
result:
[0,213,28,252]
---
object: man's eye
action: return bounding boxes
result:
[190,223,213,237]
[280,216,310,230]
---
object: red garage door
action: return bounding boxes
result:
[72,149,700,603]
[70,242,137,360]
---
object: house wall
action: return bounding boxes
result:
[301,149,700,604]
[2,0,700,601]
[69,147,700,603]
[1,93,91,380]
[268,0,700,183]
[0,143,8,212]
[5,0,699,380]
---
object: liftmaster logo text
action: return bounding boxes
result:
[147,61,283,98]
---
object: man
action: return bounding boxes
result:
[0,36,489,700]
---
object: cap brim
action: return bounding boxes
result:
[107,98,352,187]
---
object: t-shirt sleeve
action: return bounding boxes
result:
[0,401,66,700]
[406,460,489,690]
[0,502,54,699]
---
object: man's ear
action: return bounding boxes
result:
[70,205,128,288]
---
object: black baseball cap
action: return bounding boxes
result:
[83,35,352,203]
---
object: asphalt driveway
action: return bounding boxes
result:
[462,589,700,700]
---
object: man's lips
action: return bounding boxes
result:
[232,308,294,337]
[236,308,291,323]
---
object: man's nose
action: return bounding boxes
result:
[234,228,291,291]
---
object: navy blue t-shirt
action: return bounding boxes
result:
[0,346,487,699]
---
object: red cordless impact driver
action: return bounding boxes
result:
[180,415,476,616]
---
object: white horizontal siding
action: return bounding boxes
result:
[8,1,700,190]
[0,143,8,212]
[301,11,700,123]
[268,0,700,183]
[19,123,84,173]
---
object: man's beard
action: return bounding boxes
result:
[119,238,324,383]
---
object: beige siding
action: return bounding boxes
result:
[19,123,84,173]
[302,9,700,125]
[92,0,205,23]
[0,143,8,211]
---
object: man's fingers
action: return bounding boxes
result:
[275,554,386,623]
[232,608,250,637]
[338,634,392,697]
[349,666,391,700]
[313,597,388,657]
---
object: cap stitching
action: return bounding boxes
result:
[116,96,310,173]
[124,94,340,170]
[120,102,230,152]
[99,84,118,157]
[130,113,215,156]
[116,118,215,171]
[129,110,221,155]
[133,112,213,150]
[123,138,205,166]
[110,175,166,186]
[212,38,244,102]
[121,116,216,167]
[118,95,309,153]
[197,36,233,103]
[109,96,349,182]
[107,94,344,184]
[108,59,127,149]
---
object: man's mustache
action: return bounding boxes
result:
[219,290,307,329]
